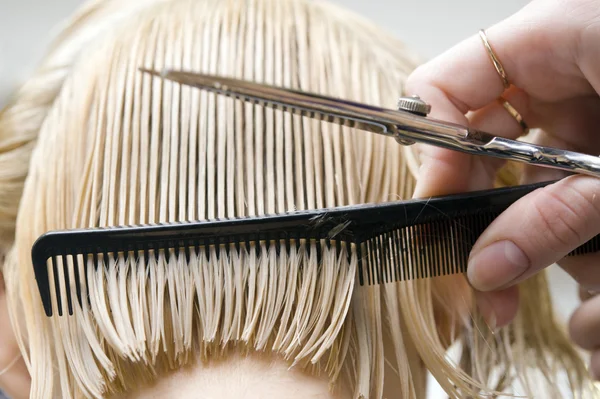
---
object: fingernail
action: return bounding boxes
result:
[468,240,530,291]
[475,292,497,333]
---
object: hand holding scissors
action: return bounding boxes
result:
[405,0,600,379]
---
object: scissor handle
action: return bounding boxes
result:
[479,135,600,177]
[392,115,600,179]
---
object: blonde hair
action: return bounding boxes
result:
[1,0,595,398]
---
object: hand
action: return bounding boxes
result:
[0,272,30,399]
[405,0,600,378]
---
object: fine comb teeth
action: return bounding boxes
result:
[32,180,600,317]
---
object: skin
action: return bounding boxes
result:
[0,272,29,399]
[111,351,349,399]
[405,0,600,379]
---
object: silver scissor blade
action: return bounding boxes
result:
[138,69,600,179]
[140,68,400,137]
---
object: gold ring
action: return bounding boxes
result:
[479,29,510,89]
[497,96,529,134]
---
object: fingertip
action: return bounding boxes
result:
[569,295,600,350]
[469,175,600,292]
[467,240,530,291]
[474,286,519,331]
[591,350,600,380]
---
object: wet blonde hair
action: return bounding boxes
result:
[1,0,595,397]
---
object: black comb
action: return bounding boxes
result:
[32,180,600,317]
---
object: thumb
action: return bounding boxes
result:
[467,175,600,292]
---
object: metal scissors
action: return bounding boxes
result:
[140,68,600,178]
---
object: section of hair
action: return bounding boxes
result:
[0,0,596,398]
[4,0,419,397]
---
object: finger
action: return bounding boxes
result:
[579,286,596,302]
[520,129,578,184]
[469,91,600,150]
[450,88,531,188]
[464,91,600,186]
[467,175,600,291]
[467,88,529,137]
[474,285,520,331]
[405,0,598,199]
[559,253,600,292]
[569,294,600,350]
[406,2,595,111]
[591,350,600,380]
[528,96,600,150]
[408,93,475,198]
[409,89,529,198]
[411,146,479,198]
[518,95,600,185]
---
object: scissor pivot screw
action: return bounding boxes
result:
[397,95,431,116]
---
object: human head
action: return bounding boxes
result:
[0,0,593,398]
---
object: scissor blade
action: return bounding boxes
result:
[138,69,600,179]
[140,68,400,137]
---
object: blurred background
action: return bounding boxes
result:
[0,0,582,397]
[2,0,530,107]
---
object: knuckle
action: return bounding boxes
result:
[405,66,430,93]
[560,256,600,291]
[529,191,582,251]
[564,180,600,222]
[528,180,600,253]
